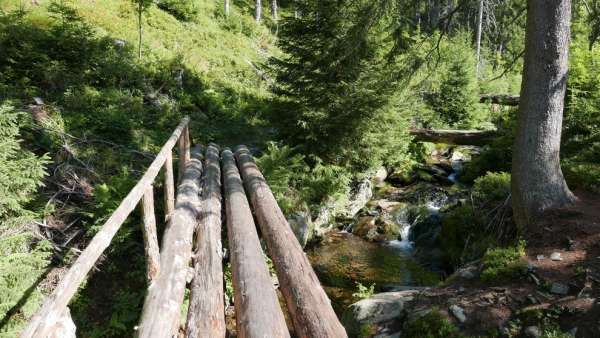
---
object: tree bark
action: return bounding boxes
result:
[138,2,143,59]
[271,0,278,20]
[512,0,576,229]
[224,0,230,16]
[475,0,484,76]
[137,146,203,338]
[222,149,289,338]
[255,0,262,22]
[140,185,160,281]
[410,128,498,146]
[234,146,347,338]
[185,145,226,338]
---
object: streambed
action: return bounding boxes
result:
[306,146,478,314]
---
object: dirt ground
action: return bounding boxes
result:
[375,190,600,337]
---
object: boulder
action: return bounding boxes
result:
[287,210,313,247]
[341,291,418,336]
[373,167,388,187]
[345,179,373,218]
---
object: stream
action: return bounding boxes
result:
[307,146,477,314]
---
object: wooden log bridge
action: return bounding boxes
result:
[21,118,346,338]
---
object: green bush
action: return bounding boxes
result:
[441,205,491,267]
[0,104,50,335]
[157,0,199,21]
[472,171,511,204]
[402,310,463,338]
[441,172,514,267]
[257,142,351,215]
[0,104,49,222]
[480,240,527,283]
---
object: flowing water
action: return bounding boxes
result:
[307,148,474,314]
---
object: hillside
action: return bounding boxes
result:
[0,0,279,335]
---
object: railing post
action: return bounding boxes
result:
[141,185,160,281]
[163,151,175,221]
[178,125,190,182]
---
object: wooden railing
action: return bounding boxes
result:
[21,117,191,338]
[22,117,348,338]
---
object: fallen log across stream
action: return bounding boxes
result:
[235,145,347,338]
[479,93,520,106]
[409,128,499,146]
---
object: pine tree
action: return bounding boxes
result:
[270,0,405,170]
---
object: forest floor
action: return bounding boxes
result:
[374,190,600,337]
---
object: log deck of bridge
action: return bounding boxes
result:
[21,118,346,338]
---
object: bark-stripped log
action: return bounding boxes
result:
[185,144,226,338]
[222,149,289,338]
[178,125,191,183]
[164,151,175,221]
[234,146,346,338]
[409,128,498,146]
[480,93,520,106]
[141,185,160,281]
[137,146,203,338]
[21,117,189,338]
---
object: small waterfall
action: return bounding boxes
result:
[387,208,414,251]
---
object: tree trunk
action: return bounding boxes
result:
[475,0,484,76]
[222,149,290,338]
[255,0,262,22]
[271,0,278,20]
[234,146,347,338]
[185,145,226,338]
[512,0,576,229]
[137,147,203,338]
[224,0,230,16]
[138,2,143,59]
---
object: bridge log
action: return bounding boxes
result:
[410,128,498,146]
[234,146,347,338]
[185,144,226,338]
[480,93,520,106]
[137,146,203,338]
[222,149,290,338]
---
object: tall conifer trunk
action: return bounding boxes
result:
[512,0,576,229]
[255,0,262,22]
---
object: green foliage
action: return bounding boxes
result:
[157,0,199,21]
[0,104,49,221]
[402,310,463,338]
[352,282,375,301]
[270,0,412,172]
[480,240,526,282]
[472,171,511,204]
[422,35,487,128]
[0,234,53,336]
[257,142,351,215]
[442,172,514,267]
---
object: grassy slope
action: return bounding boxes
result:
[0,0,278,335]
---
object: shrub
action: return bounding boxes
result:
[0,104,49,222]
[157,0,199,21]
[352,282,375,301]
[472,171,511,205]
[480,240,527,283]
[257,143,351,215]
[402,310,463,338]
